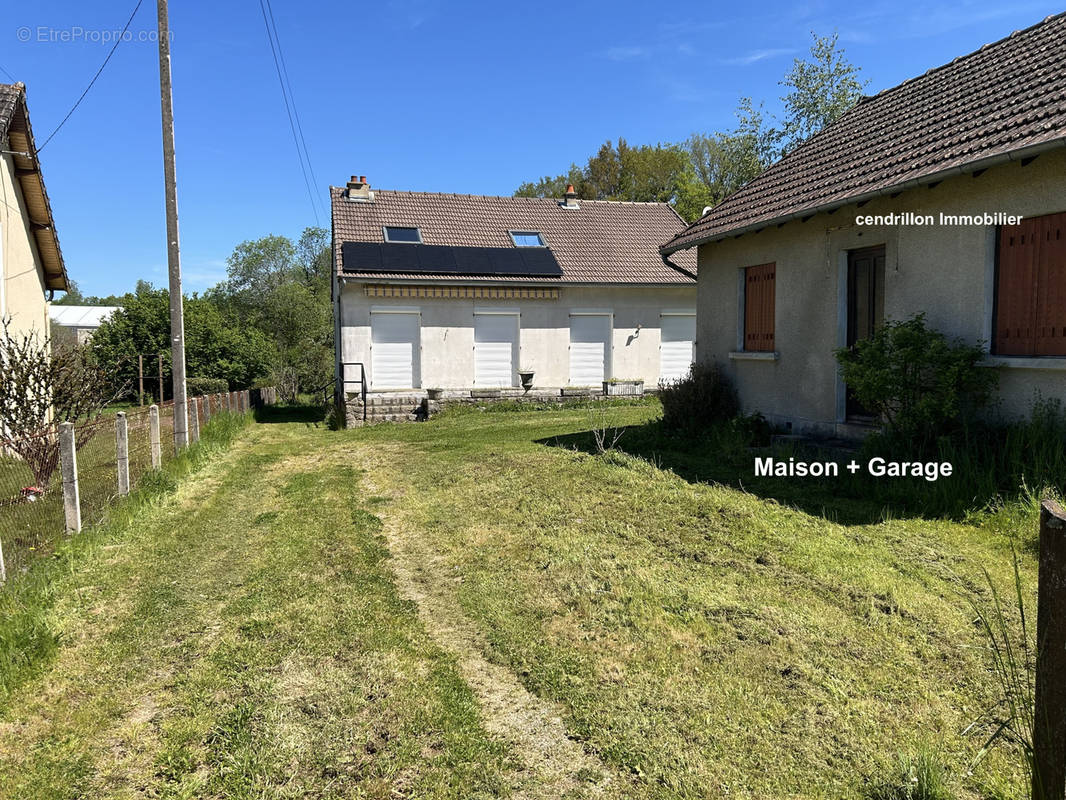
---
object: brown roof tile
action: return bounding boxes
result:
[663,12,1066,253]
[332,186,696,284]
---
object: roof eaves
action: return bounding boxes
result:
[660,135,1066,254]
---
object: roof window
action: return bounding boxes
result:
[510,231,545,247]
[383,226,423,243]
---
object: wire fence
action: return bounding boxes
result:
[0,389,274,582]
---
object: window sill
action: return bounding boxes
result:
[729,351,779,362]
[980,356,1066,371]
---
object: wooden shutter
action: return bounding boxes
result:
[995,211,1066,356]
[744,263,776,352]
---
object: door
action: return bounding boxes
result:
[371,311,420,389]
[660,313,696,383]
[569,314,611,385]
[845,246,885,420]
[474,312,518,387]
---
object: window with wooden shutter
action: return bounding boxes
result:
[744,263,776,352]
[994,211,1066,356]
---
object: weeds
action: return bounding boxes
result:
[863,748,953,800]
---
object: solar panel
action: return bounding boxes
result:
[342,242,563,277]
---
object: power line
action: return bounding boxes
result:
[263,0,327,221]
[0,63,16,82]
[36,0,144,153]
[258,0,321,226]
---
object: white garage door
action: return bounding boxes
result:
[660,313,696,383]
[474,313,518,387]
[569,314,611,385]
[371,311,420,389]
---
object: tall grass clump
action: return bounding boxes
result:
[964,550,1037,797]
[863,748,953,800]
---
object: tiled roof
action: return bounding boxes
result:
[663,12,1066,253]
[0,83,19,136]
[332,187,696,284]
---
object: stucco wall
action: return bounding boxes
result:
[337,283,696,390]
[695,148,1066,436]
[0,151,48,340]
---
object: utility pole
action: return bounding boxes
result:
[156,0,188,449]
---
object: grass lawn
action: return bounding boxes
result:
[0,400,1038,798]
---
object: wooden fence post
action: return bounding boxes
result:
[1035,499,1066,800]
[149,404,162,468]
[189,397,200,443]
[116,412,130,496]
[59,422,81,535]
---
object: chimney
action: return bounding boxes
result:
[346,174,374,202]
[560,183,579,209]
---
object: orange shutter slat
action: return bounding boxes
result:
[744,263,776,352]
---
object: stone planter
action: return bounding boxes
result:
[427,388,444,401]
[518,370,535,391]
[603,379,644,397]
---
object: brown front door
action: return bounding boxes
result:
[846,245,886,421]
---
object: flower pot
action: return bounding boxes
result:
[518,371,535,391]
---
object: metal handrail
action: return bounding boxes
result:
[339,362,368,423]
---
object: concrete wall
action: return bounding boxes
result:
[337,283,695,390]
[0,150,49,340]
[695,148,1066,436]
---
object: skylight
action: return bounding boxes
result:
[510,231,545,247]
[383,226,423,243]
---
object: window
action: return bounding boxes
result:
[744,263,776,352]
[994,211,1066,356]
[510,231,545,247]
[383,226,422,243]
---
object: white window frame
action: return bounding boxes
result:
[508,230,547,248]
[382,226,423,244]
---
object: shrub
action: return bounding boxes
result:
[835,314,998,450]
[659,362,739,434]
[186,377,229,396]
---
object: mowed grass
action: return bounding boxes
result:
[0,401,1038,798]
[0,412,512,799]
[347,402,1036,799]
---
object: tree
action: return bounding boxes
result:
[90,283,273,400]
[217,227,334,399]
[778,31,867,151]
[0,317,124,487]
[514,165,584,199]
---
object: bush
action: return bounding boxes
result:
[659,362,739,434]
[835,314,998,451]
[186,377,229,396]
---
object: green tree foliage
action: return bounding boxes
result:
[216,226,333,399]
[778,31,867,151]
[91,283,273,400]
[514,32,863,220]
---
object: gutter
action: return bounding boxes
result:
[660,135,1066,255]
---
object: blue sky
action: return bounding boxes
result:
[3,0,1062,297]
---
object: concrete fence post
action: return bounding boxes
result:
[244,390,250,413]
[1035,499,1066,800]
[203,393,212,422]
[116,412,130,496]
[224,391,231,413]
[189,397,200,443]
[149,404,162,468]
[59,422,81,535]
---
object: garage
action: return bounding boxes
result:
[474,311,519,387]
[370,310,420,389]
[660,312,696,383]
[569,313,612,385]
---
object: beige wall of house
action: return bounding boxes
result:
[695,147,1066,437]
[0,151,49,340]
[337,282,696,391]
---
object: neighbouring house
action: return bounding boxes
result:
[49,305,121,345]
[331,177,696,420]
[0,82,68,340]
[661,13,1066,439]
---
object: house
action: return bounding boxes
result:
[331,178,696,419]
[0,82,68,340]
[48,305,121,345]
[661,13,1066,439]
